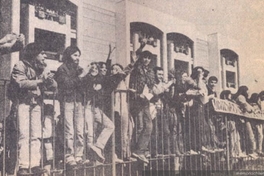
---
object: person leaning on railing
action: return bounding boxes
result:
[8,43,57,175]
[206,76,226,152]
[173,71,195,155]
[150,66,176,157]
[248,93,264,156]
[220,90,246,158]
[233,86,257,158]
[186,66,212,154]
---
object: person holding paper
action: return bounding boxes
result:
[129,39,155,163]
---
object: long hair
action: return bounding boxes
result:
[232,86,249,100]
[190,66,204,80]
[89,62,100,75]
[111,63,124,71]
[134,50,153,68]
[248,93,259,104]
[220,90,232,100]
[22,42,43,63]
[62,46,81,63]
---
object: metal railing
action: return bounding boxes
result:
[1,79,264,175]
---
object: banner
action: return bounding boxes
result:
[211,98,264,120]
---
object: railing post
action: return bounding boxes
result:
[225,115,230,173]
[111,91,116,176]
[2,80,7,176]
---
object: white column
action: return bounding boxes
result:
[10,0,21,70]
[76,0,83,53]
[221,56,226,90]
[28,5,35,43]
[168,42,174,70]
[65,14,71,47]
[156,39,161,67]
[116,0,130,67]
[162,33,168,81]
[133,33,139,53]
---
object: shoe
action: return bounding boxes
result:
[257,151,264,157]
[185,150,199,156]
[249,153,258,159]
[31,166,47,174]
[236,152,248,158]
[94,160,104,166]
[132,152,149,164]
[114,154,124,163]
[124,157,137,162]
[155,154,165,158]
[90,145,105,162]
[213,148,225,152]
[66,161,78,170]
[201,146,215,153]
[17,168,29,176]
[145,153,151,158]
[83,159,93,166]
[75,157,83,164]
[76,158,91,166]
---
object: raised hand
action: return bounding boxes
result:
[5,33,17,43]
[17,34,25,43]
[140,33,148,47]
[109,44,116,55]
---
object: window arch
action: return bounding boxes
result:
[130,22,163,67]
[220,49,239,89]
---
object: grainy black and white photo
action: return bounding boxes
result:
[0,0,264,175]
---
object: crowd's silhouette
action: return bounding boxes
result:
[1,36,264,176]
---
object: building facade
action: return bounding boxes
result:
[0,0,240,96]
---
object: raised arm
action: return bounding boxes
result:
[0,33,25,55]
[105,44,116,74]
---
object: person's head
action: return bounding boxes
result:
[139,50,152,66]
[220,90,232,100]
[22,42,47,72]
[203,69,210,79]
[111,63,123,75]
[181,71,188,83]
[203,69,210,81]
[259,91,264,101]
[208,76,218,89]
[62,46,81,67]
[44,104,55,117]
[234,86,249,100]
[191,66,204,80]
[98,62,107,76]
[249,93,259,104]
[89,62,99,76]
[153,66,164,83]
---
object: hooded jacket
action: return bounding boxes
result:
[9,60,57,104]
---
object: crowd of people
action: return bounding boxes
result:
[4,36,264,175]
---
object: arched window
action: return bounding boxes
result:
[130,22,163,68]
[220,49,239,89]
[167,33,194,76]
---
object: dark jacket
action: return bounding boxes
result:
[129,64,155,100]
[55,63,84,103]
[82,74,105,108]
